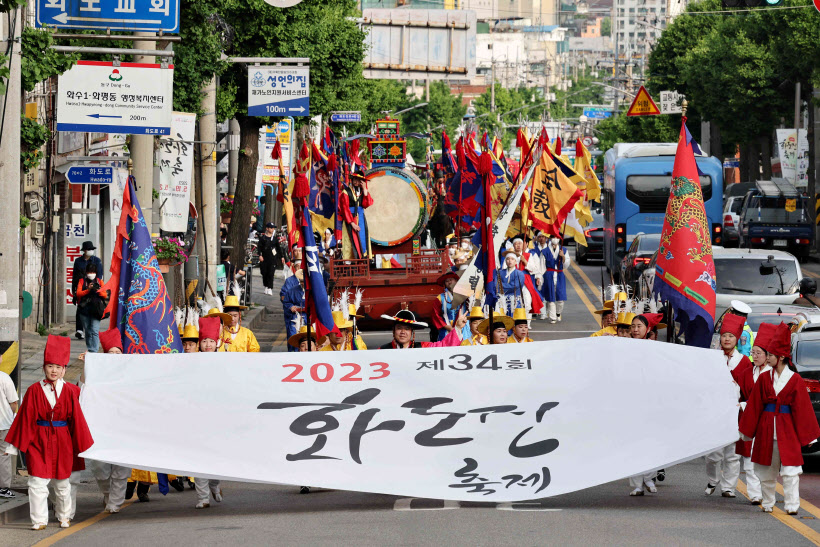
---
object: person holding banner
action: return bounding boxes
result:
[432,272,460,342]
[379,309,467,349]
[290,324,318,352]
[508,308,534,343]
[461,305,488,346]
[739,323,820,515]
[281,270,306,352]
[193,316,224,509]
[478,313,514,344]
[222,284,260,353]
[319,310,366,351]
[591,302,617,337]
[531,232,551,319]
[339,173,373,260]
[544,237,569,323]
[3,335,94,530]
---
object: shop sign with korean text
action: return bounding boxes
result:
[248,66,310,117]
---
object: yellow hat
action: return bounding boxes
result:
[332,310,353,330]
[205,308,232,324]
[512,308,529,323]
[613,292,628,302]
[616,312,636,327]
[594,300,615,315]
[288,325,318,348]
[467,306,486,321]
[478,313,514,335]
[348,303,363,319]
[182,324,199,341]
[223,294,248,311]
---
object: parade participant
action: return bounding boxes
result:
[591,302,617,337]
[508,308,534,343]
[500,250,529,315]
[459,233,474,260]
[319,300,367,351]
[432,271,459,341]
[202,296,232,352]
[75,262,108,354]
[739,322,820,515]
[193,317,224,509]
[339,172,373,260]
[631,314,666,340]
[728,300,755,357]
[379,309,467,349]
[321,228,337,258]
[281,270,306,352]
[531,232,550,319]
[289,323,318,352]
[461,304,488,346]
[71,241,102,340]
[615,312,634,338]
[510,235,545,316]
[478,312,514,344]
[544,237,569,323]
[257,223,280,295]
[704,314,752,498]
[87,329,132,514]
[3,335,93,530]
[736,323,776,506]
[222,282,260,353]
[181,307,200,354]
[0,369,17,500]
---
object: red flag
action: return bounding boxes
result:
[554,136,562,156]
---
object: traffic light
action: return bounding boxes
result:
[722,0,782,7]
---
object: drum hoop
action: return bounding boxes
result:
[367,168,427,247]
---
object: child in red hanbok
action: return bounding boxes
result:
[3,335,93,530]
[739,323,820,514]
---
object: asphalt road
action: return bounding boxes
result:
[6,250,820,546]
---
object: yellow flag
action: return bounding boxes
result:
[530,150,585,238]
[575,138,601,202]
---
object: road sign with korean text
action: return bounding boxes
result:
[659,90,684,115]
[626,86,660,117]
[330,111,361,123]
[248,66,310,117]
[66,166,113,184]
[57,61,174,135]
[582,107,612,120]
[36,0,180,33]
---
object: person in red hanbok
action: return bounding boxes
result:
[739,322,820,514]
[703,313,752,498]
[735,322,775,505]
[3,335,93,530]
[432,272,459,342]
[339,173,373,260]
[194,316,225,509]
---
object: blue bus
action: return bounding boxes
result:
[603,143,724,272]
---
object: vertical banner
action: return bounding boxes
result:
[158,112,196,232]
[263,119,293,194]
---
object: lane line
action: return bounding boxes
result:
[737,480,820,545]
[775,482,820,521]
[569,260,604,304]
[31,500,136,547]
[564,267,599,323]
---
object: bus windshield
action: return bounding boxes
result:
[626,175,712,212]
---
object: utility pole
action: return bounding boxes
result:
[198,76,218,291]
[131,32,156,232]
[228,118,240,195]
[490,61,495,113]
[613,20,620,115]
[0,8,21,387]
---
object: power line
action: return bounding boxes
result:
[668,3,813,16]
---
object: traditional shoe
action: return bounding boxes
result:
[211,488,223,502]
[300,486,311,494]
[60,520,70,529]
[105,507,120,514]
[629,488,644,496]
[656,469,666,482]
[125,481,136,500]
[195,501,210,509]
[762,506,773,513]
[170,478,185,492]
[787,510,799,515]
[137,482,150,502]
[750,499,762,505]
[705,483,717,495]
[645,483,658,494]
[721,491,737,498]
[31,524,47,531]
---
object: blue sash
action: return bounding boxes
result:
[36,420,67,427]
[763,403,790,414]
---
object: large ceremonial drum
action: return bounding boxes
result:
[364,166,429,247]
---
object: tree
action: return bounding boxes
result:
[596,114,678,151]
[600,17,611,37]
[400,81,466,160]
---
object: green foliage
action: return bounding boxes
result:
[401,81,466,160]
[596,114,678,151]
[472,85,542,150]
[152,188,160,201]
[19,213,30,231]
[0,0,24,11]
[20,116,50,174]
[36,323,48,337]
[21,28,80,92]
[600,17,611,37]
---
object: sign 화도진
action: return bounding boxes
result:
[36,0,180,33]
[57,61,174,135]
[626,86,660,117]
[330,111,362,123]
[248,66,310,117]
[66,166,113,185]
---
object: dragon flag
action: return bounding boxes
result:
[104,176,182,354]
[298,204,340,340]
[653,119,716,348]
[529,147,585,239]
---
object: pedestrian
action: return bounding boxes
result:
[222,283,260,352]
[257,222,279,295]
[739,322,820,515]
[544,237,569,323]
[477,312,514,344]
[508,308,534,343]
[71,241,103,341]
[281,270,306,352]
[193,316,224,509]
[460,305,488,346]
[432,272,459,341]
[75,262,108,353]
[0,369,18,500]
[379,309,467,349]
[704,313,751,498]
[3,335,94,530]
[736,322,775,506]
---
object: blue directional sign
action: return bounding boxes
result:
[583,107,613,120]
[37,0,180,33]
[66,166,113,185]
[330,112,362,123]
[248,66,310,117]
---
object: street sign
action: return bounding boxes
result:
[659,90,684,114]
[330,111,362,123]
[248,66,310,117]
[57,61,174,135]
[626,86,660,117]
[582,136,593,147]
[582,107,612,120]
[36,0,180,33]
[66,166,113,185]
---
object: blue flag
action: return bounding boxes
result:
[105,176,182,354]
[301,210,340,339]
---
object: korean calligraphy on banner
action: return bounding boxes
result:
[158,112,196,232]
[80,338,739,502]
[529,151,584,238]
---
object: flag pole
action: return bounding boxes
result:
[499,138,539,213]
[300,204,311,351]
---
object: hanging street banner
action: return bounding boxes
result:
[158,112,196,232]
[36,0,181,33]
[262,119,294,189]
[80,338,738,502]
[57,61,174,135]
[248,66,310,117]
[66,165,113,185]
[626,86,660,117]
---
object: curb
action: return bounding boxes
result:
[0,491,30,525]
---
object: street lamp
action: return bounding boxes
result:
[392,102,428,116]
[591,81,635,99]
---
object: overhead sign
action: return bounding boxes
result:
[36,0,180,33]
[659,90,684,115]
[248,66,310,117]
[66,166,113,185]
[330,111,362,123]
[57,61,174,135]
[582,107,612,120]
[626,86,660,117]
[80,338,739,502]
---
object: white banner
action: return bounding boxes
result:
[158,112,196,232]
[81,338,738,502]
[775,128,809,188]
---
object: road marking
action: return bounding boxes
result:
[564,267,599,323]
[569,260,604,304]
[737,480,820,545]
[271,328,287,350]
[496,502,562,512]
[393,498,460,511]
[802,266,820,279]
[32,500,136,547]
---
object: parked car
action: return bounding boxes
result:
[576,209,604,265]
[636,249,659,300]
[792,329,820,453]
[722,196,743,248]
[713,246,803,313]
[711,302,820,352]
[619,232,661,289]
